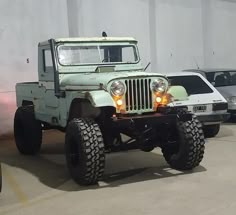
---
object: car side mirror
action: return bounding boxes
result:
[167,86,188,101]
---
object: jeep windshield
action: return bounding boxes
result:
[57,44,139,66]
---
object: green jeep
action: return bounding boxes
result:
[14,37,205,185]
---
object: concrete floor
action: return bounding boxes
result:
[0,123,236,215]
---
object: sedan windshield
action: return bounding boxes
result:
[57,44,138,66]
[168,75,213,95]
[205,71,236,87]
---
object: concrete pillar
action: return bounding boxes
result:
[67,0,80,37]
[201,0,211,67]
[148,0,158,72]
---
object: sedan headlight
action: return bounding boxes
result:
[227,96,236,103]
[110,81,125,96]
[151,79,167,93]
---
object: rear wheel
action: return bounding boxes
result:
[203,124,220,138]
[65,118,105,185]
[0,164,2,192]
[162,116,205,170]
[14,106,42,155]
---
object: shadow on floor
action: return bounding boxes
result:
[215,124,234,138]
[0,131,207,192]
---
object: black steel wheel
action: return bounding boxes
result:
[65,118,105,185]
[14,106,42,155]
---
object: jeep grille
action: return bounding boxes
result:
[124,79,153,112]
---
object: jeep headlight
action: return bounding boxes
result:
[110,81,125,97]
[227,96,236,103]
[151,79,167,93]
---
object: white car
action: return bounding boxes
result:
[167,72,229,137]
[184,69,236,119]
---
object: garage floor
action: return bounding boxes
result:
[0,123,236,215]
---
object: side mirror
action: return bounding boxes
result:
[167,86,188,101]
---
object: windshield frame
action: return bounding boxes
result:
[56,42,140,67]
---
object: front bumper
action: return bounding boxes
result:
[112,112,192,129]
[197,113,230,125]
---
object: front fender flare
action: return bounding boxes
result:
[167,86,188,101]
[86,91,116,107]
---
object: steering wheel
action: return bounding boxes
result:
[102,56,118,62]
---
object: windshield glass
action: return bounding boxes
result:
[168,75,213,95]
[205,71,236,87]
[57,44,138,66]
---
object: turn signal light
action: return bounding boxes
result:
[161,94,172,105]
[154,93,172,109]
[116,99,123,106]
[156,97,162,103]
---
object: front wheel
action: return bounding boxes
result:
[65,118,105,185]
[162,116,205,170]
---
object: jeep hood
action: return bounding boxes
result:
[60,72,167,89]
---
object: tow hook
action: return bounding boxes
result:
[129,119,135,129]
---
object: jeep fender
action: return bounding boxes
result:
[167,86,188,101]
[86,90,116,108]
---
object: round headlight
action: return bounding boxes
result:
[110,81,125,96]
[152,79,167,93]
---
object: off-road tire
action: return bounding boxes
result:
[14,106,42,155]
[162,115,205,170]
[203,124,220,138]
[0,164,2,192]
[65,118,105,185]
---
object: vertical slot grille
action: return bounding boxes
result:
[125,79,152,111]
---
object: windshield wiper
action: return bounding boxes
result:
[144,62,151,71]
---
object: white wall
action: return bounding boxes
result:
[71,0,151,69]
[0,0,69,135]
[156,0,204,74]
[203,0,236,68]
[66,0,204,73]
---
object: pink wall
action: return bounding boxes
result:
[0,92,16,135]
